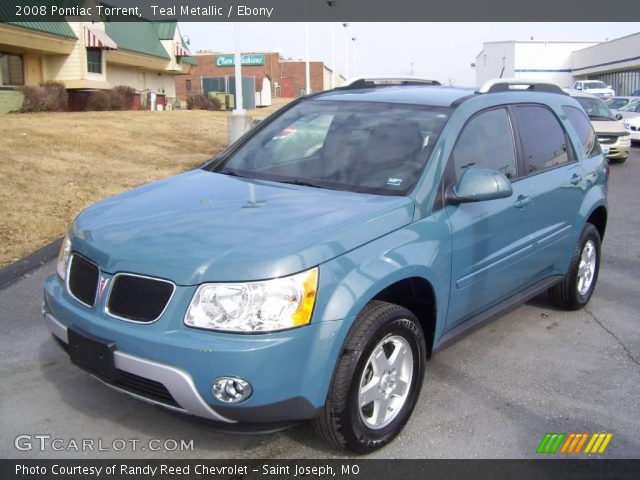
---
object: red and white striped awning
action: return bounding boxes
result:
[84,26,118,50]
[175,44,190,57]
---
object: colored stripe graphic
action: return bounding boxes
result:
[584,433,614,454]
[539,433,613,454]
[537,433,565,453]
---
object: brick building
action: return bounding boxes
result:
[175,51,344,103]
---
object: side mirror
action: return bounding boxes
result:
[615,113,623,121]
[607,85,613,89]
[447,168,513,205]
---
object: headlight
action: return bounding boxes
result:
[184,267,318,333]
[623,122,630,130]
[56,233,71,280]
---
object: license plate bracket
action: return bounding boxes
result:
[601,145,610,155]
[68,327,117,381]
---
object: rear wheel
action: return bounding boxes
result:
[548,223,601,310]
[313,301,426,453]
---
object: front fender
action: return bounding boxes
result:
[314,210,452,338]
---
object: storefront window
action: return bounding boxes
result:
[0,52,25,86]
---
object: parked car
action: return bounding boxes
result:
[566,89,630,163]
[605,96,637,110]
[631,90,640,96]
[573,80,615,99]
[613,98,640,120]
[44,77,609,453]
[622,116,640,143]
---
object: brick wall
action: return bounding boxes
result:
[175,53,328,101]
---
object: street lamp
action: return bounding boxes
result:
[343,23,349,80]
[326,1,337,88]
[351,36,357,79]
[305,22,311,94]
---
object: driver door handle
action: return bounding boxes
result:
[514,195,533,209]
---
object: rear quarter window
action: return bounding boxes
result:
[562,106,601,159]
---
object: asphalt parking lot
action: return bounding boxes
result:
[1,148,639,460]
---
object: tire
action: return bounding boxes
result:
[313,300,426,453]
[548,223,601,310]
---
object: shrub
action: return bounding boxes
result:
[40,81,68,112]
[85,90,111,111]
[85,86,138,111]
[187,94,221,111]
[110,85,136,110]
[20,81,68,112]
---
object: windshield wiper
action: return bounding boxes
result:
[278,179,334,190]
[589,115,614,121]
[219,168,251,178]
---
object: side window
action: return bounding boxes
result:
[514,106,569,174]
[562,106,601,158]
[452,108,517,181]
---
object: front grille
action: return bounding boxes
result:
[113,369,179,407]
[107,274,174,323]
[631,126,638,132]
[68,255,99,307]
[597,135,616,145]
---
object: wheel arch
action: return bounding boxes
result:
[586,205,607,241]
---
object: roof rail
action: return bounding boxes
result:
[341,75,441,89]
[478,78,568,96]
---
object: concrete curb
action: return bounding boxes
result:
[0,237,62,291]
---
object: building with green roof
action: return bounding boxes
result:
[0,10,196,111]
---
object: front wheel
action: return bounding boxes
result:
[548,223,601,310]
[313,301,426,453]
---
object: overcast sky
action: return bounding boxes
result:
[180,22,640,86]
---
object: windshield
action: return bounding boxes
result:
[575,97,616,121]
[619,100,640,113]
[208,100,451,195]
[583,81,607,89]
[605,98,630,110]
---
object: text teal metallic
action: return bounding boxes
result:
[43,82,608,429]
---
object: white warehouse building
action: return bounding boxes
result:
[475,32,640,95]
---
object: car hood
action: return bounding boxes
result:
[590,119,629,136]
[585,88,614,95]
[71,169,415,284]
[616,111,640,121]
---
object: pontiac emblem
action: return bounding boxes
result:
[98,276,109,298]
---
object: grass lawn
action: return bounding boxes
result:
[0,99,290,267]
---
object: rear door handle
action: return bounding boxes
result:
[514,195,533,209]
[570,174,583,185]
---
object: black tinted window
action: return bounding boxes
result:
[562,106,601,158]
[452,108,517,181]
[514,106,569,174]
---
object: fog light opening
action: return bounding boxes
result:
[212,377,252,403]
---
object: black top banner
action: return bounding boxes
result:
[5,0,640,22]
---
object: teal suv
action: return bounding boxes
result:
[43,78,608,453]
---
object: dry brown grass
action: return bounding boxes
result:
[0,98,291,267]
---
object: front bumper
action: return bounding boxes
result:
[44,273,347,423]
[604,141,630,160]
